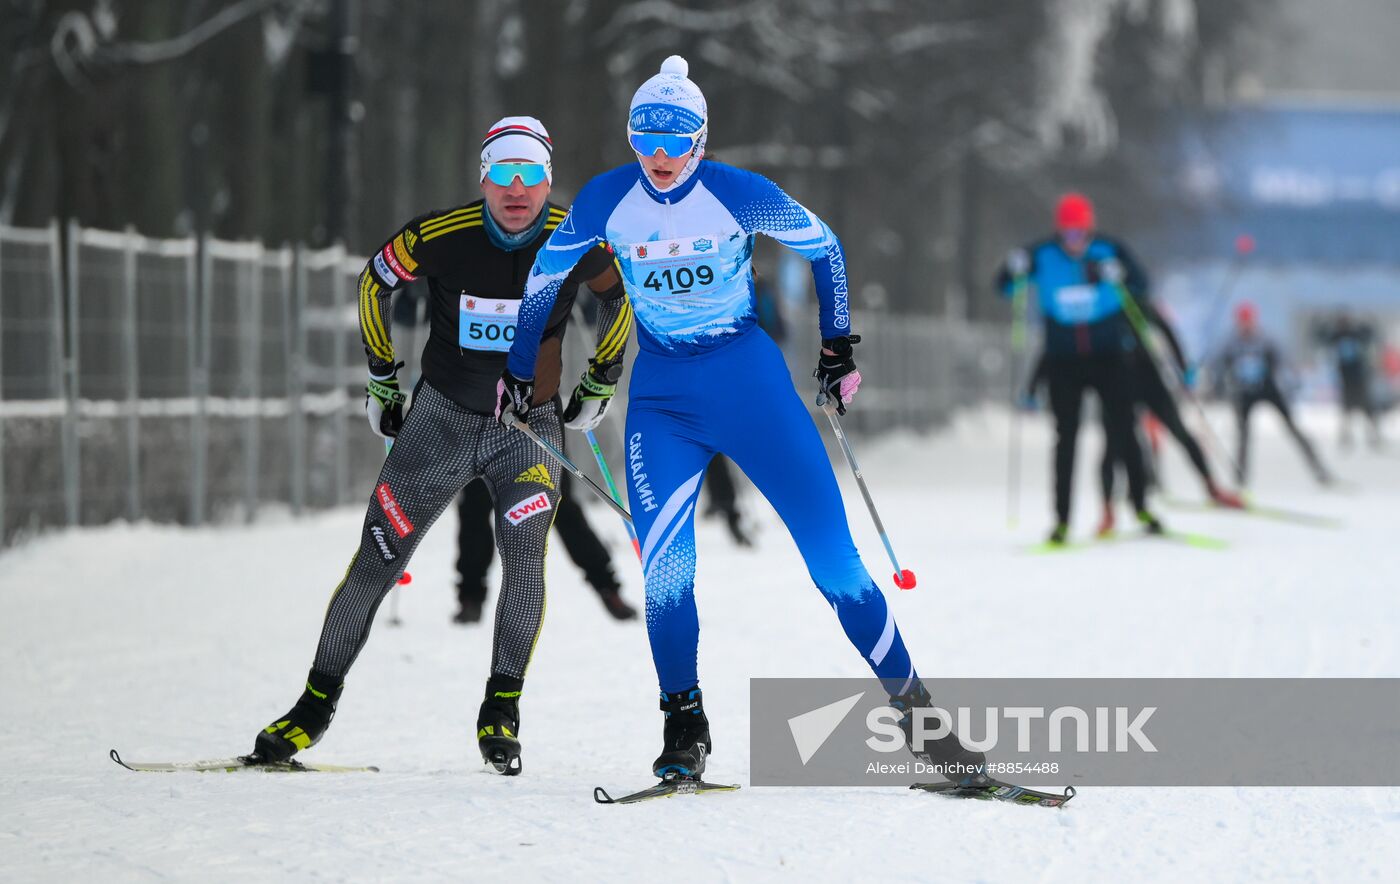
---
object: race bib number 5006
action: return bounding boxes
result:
[459,295,519,352]
[629,235,722,300]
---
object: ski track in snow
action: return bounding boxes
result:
[2,405,1398,883]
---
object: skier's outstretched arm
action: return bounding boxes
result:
[561,249,635,431]
[1144,302,1189,375]
[506,204,606,383]
[583,258,633,370]
[996,244,1037,296]
[357,215,440,436]
[358,223,429,373]
[729,171,851,340]
[726,171,865,408]
[1112,239,1150,300]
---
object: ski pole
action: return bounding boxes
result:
[1198,233,1255,356]
[815,392,916,590]
[503,412,633,524]
[1110,280,1244,484]
[1006,276,1029,528]
[584,428,642,561]
[382,437,411,627]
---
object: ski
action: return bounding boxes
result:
[482,750,522,777]
[594,775,741,805]
[910,779,1076,808]
[1025,538,1093,555]
[1163,497,1342,529]
[109,748,379,774]
[1156,528,1229,550]
[1026,528,1227,555]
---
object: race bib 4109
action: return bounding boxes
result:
[629,235,722,301]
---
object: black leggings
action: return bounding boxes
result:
[704,456,741,518]
[457,437,620,604]
[313,382,562,680]
[1102,361,1215,501]
[1339,374,1381,443]
[1235,385,1326,484]
[1047,354,1147,524]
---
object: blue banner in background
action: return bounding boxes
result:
[1148,103,1400,265]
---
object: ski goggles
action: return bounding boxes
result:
[627,127,704,158]
[482,162,550,187]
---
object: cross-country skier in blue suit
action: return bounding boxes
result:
[498,56,983,783]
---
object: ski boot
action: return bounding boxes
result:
[453,585,486,624]
[589,567,638,621]
[1046,523,1069,546]
[889,681,986,786]
[597,589,639,621]
[1095,504,1116,538]
[477,674,523,775]
[653,687,711,779]
[1207,483,1245,510]
[1136,509,1165,536]
[253,669,343,763]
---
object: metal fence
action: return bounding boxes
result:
[0,221,1011,548]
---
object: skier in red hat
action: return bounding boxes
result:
[998,192,1165,545]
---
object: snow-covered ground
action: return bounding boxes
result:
[3,405,1398,883]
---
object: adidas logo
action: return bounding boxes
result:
[514,464,554,490]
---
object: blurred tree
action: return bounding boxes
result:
[0,0,1271,315]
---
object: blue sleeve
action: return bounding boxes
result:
[717,167,850,339]
[506,186,609,380]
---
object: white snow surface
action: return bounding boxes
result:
[3,405,1399,883]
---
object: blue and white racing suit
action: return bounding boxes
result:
[507,160,916,695]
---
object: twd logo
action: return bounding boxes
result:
[505,492,553,525]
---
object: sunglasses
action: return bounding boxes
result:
[627,128,702,159]
[483,162,549,187]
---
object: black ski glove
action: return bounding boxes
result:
[495,369,534,425]
[814,334,862,415]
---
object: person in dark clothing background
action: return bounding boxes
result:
[996,192,1163,545]
[1215,301,1332,487]
[701,456,752,547]
[1315,309,1383,450]
[1096,302,1244,535]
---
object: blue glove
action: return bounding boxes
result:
[1182,364,1198,390]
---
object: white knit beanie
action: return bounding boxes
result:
[628,56,707,189]
[479,116,553,183]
